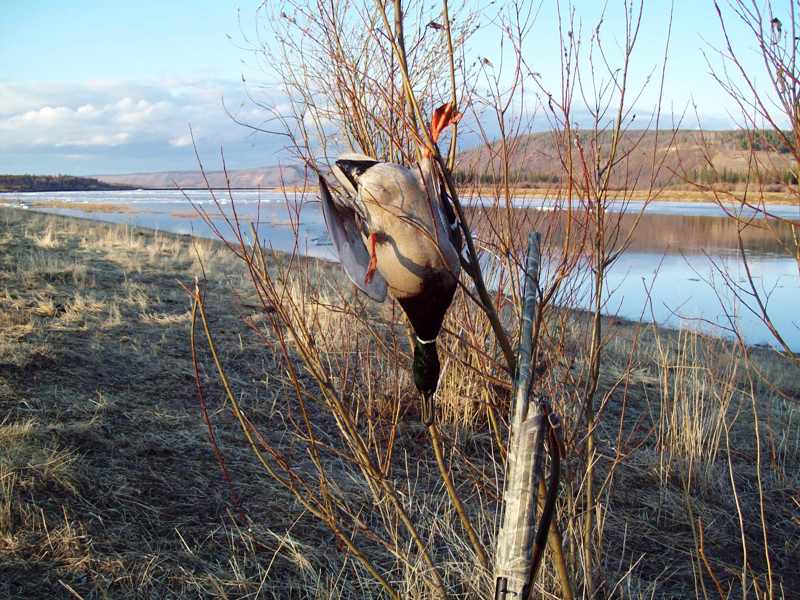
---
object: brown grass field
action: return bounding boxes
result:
[272,185,799,204]
[0,207,797,598]
[467,187,799,204]
[0,208,355,597]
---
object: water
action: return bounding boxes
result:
[2,189,798,350]
[0,189,336,260]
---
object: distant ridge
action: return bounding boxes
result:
[94,164,305,190]
[93,129,795,192]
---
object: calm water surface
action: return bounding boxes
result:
[2,189,798,350]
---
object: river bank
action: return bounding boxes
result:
[2,188,798,351]
[0,208,796,597]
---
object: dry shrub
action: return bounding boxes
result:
[28,223,60,249]
[184,0,800,597]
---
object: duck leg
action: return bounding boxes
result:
[364,232,378,284]
[429,102,461,147]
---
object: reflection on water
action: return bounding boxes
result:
[2,189,798,350]
[470,203,798,255]
[473,204,799,349]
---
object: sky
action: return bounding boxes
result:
[0,0,769,175]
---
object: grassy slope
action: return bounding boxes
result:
[0,209,353,597]
[0,208,797,598]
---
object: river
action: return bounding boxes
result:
[2,189,798,350]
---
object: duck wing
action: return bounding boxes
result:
[318,175,387,302]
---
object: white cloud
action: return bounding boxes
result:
[0,79,283,153]
[0,79,297,173]
[169,134,193,147]
[55,132,131,148]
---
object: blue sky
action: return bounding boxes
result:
[0,0,766,175]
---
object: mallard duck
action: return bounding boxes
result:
[318,104,463,420]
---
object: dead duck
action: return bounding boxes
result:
[319,104,463,420]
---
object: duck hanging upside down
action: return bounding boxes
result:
[318,104,463,422]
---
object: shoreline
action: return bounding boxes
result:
[279,184,799,204]
[465,186,799,203]
[3,185,799,205]
[1,206,790,355]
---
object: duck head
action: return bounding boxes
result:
[413,337,440,424]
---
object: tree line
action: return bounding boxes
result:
[0,175,135,192]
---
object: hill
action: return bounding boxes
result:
[455,129,796,190]
[0,175,136,193]
[94,164,305,189]
[53,129,798,194]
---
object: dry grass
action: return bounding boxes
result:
[30,201,138,213]
[0,208,357,598]
[201,225,800,598]
[0,207,797,598]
